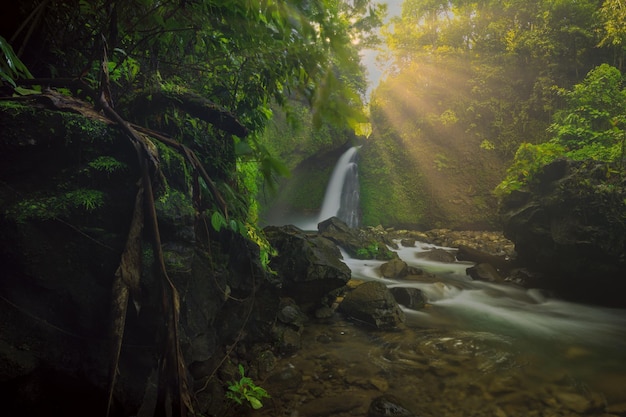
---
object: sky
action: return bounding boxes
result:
[361,0,403,99]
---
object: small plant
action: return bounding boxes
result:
[226,364,270,410]
[355,241,397,260]
[88,156,127,174]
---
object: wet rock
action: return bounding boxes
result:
[250,346,277,378]
[338,281,405,329]
[275,326,302,355]
[457,244,515,273]
[554,391,604,414]
[314,305,335,319]
[298,394,366,416]
[389,287,426,309]
[264,224,351,312]
[266,365,303,393]
[606,402,626,415]
[368,394,417,417]
[400,238,416,247]
[318,216,369,256]
[320,217,398,260]
[277,302,307,328]
[466,263,504,283]
[499,158,626,307]
[415,248,456,263]
[415,229,512,255]
[380,258,408,278]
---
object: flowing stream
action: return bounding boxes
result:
[258,239,626,417]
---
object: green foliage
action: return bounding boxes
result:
[355,241,395,260]
[495,142,566,196]
[88,156,127,174]
[497,64,626,196]
[156,188,195,223]
[8,189,105,222]
[65,189,105,211]
[355,242,379,259]
[433,153,451,171]
[8,0,384,257]
[260,101,338,171]
[226,364,270,410]
[379,0,607,158]
[549,64,626,148]
[357,117,430,228]
[0,36,32,87]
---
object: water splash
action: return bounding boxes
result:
[318,146,361,227]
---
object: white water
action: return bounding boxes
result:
[317,146,360,227]
[339,240,626,401]
[263,146,361,231]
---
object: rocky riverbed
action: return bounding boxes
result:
[248,314,625,417]
[224,224,626,417]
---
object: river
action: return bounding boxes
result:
[254,239,626,417]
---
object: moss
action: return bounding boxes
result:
[5,188,106,223]
[155,188,195,223]
[1,102,122,149]
[87,156,127,174]
[258,153,334,216]
[358,134,429,228]
[154,139,192,192]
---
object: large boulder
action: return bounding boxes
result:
[389,287,427,310]
[264,224,351,312]
[338,281,405,329]
[319,217,397,260]
[379,258,409,279]
[500,158,626,306]
[466,263,504,283]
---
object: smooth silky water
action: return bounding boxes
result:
[259,240,626,417]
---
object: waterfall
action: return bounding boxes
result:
[317,146,361,228]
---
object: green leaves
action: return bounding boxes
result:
[0,36,32,87]
[550,64,626,147]
[497,64,626,196]
[225,364,270,410]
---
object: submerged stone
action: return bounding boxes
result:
[368,394,417,417]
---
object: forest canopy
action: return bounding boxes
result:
[3,0,384,133]
[1,0,385,228]
[355,0,626,228]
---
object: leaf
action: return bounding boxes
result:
[248,397,263,410]
[13,86,41,95]
[234,140,254,156]
[211,211,226,231]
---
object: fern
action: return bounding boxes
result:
[88,156,127,174]
[64,189,105,211]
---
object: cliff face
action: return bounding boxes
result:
[499,158,626,307]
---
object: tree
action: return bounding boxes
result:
[1,2,384,416]
[377,0,606,157]
[496,64,626,196]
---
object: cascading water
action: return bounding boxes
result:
[337,240,626,409]
[317,146,361,228]
[259,237,626,416]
